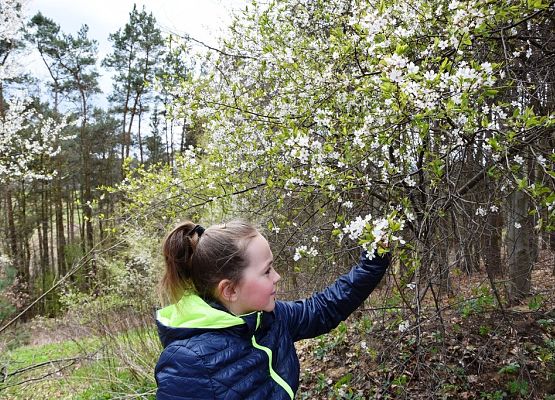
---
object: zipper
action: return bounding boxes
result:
[251,312,295,399]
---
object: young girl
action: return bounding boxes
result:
[155,220,389,399]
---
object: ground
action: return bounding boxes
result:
[295,251,555,399]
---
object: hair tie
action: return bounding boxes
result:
[192,224,205,237]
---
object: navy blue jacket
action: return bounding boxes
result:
[155,251,389,399]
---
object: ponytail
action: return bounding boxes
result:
[160,221,202,304]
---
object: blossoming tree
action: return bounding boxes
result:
[1,0,68,281]
[114,0,554,311]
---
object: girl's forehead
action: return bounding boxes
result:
[245,234,273,261]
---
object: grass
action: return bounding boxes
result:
[0,330,157,399]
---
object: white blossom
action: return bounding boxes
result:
[423,69,437,81]
[388,68,404,83]
[404,176,416,187]
[0,95,69,183]
[293,245,318,261]
[481,62,493,75]
[343,214,373,241]
[398,320,410,332]
[406,62,419,74]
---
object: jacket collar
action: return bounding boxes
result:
[156,293,275,347]
[157,293,244,329]
[208,300,275,335]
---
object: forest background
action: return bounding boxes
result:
[1,0,555,398]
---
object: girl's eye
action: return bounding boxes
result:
[265,267,272,275]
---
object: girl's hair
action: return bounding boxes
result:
[160,220,259,304]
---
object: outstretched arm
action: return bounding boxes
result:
[276,251,389,341]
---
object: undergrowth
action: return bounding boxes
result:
[297,294,555,399]
[0,328,158,399]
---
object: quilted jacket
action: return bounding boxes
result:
[155,251,390,399]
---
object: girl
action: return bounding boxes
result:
[155,220,389,399]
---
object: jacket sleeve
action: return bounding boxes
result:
[155,344,215,400]
[277,251,389,342]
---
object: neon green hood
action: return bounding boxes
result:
[156,293,245,329]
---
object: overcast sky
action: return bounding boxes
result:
[26,0,245,97]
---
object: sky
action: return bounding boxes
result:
[26,0,245,98]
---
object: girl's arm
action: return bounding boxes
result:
[276,251,389,341]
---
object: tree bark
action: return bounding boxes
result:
[54,171,67,276]
[507,189,532,303]
[483,211,503,277]
[5,185,21,277]
[40,181,49,284]
[550,231,555,276]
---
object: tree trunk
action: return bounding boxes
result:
[79,90,96,286]
[165,108,170,164]
[68,185,75,243]
[20,181,30,282]
[54,172,67,276]
[507,189,533,303]
[138,102,144,163]
[40,181,49,283]
[483,211,503,277]
[5,185,21,277]
[550,231,555,276]
[180,120,186,152]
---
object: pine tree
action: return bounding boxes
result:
[103,4,165,165]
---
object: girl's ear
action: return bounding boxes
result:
[217,279,238,303]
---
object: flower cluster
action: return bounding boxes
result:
[293,245,318,261]
[341,213,405,259]
[0,95,69,182]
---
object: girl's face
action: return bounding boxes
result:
[231,233,281,315]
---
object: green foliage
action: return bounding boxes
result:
[528,294,544,311]
[459,286,496,318]
[357,315,374,334]
[505,379,529,396]
[0,260,17,321]
[498,362,520,375]
[479,325,492,336]
[3,337,98,367]
[392,373,409,396]
[537,319,555,328]
[334,372,353,388]
[480,390,507,399]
